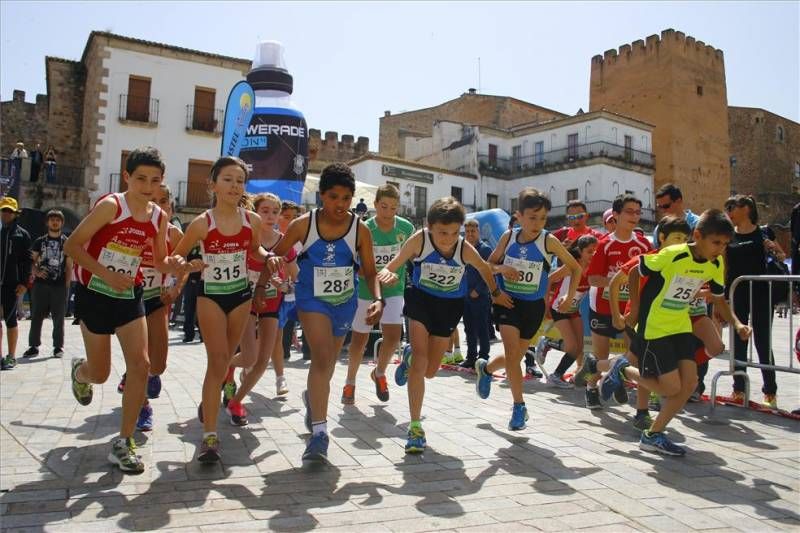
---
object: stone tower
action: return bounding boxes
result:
[590,29,730,211]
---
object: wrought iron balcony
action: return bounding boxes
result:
[177,180,210,209]
[186,105,224,134]
[119,94,159,125]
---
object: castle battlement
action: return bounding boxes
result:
[308,129,369,172]
[591,28,724,68]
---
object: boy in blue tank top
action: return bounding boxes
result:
[256,163,384,465]
[475,188,582,430]
[377,197,513,453]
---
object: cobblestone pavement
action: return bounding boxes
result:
[1,315,798,532]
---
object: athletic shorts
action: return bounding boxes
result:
[199,287,252,315]
[0,284,19,328]
[493,298,545,340]
[404,286,463,338]
[551,308,579,323]
[75,283,145,335]
[630,332,699,378]
[589,309,624,339]
[352,296,404,333]
[144,297,165,317]
[278,300,297,329]
[250,310,279,319]
[295,295,357,338]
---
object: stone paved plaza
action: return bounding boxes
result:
[1,315,798,532]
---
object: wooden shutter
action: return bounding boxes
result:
[187,160,213,207]
[127,77,151,122]
[193,88,216,131]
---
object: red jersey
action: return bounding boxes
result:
[200,208,253,295]
[141,223,179,301]
[549,270,590,314]
[77,193,164,300]
[247,233,297,314]
[552,225,603,243]
[587,232,652,315]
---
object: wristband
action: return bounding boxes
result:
[373,297,386,306]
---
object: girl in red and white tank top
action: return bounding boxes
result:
[538,235,599,387]
[225,193,298,424]
[170,156,266,463]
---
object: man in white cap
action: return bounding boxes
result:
[602,208,616,235]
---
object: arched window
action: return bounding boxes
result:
[777,125,784,142]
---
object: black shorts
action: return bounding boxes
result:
[250,310,279,319]
[144,297,165,317]
[589,309,623,339]
[493,298,545,340]
[200,288,252,315]
[630,332,699,378]
[0,284,19,328]
[75,283,145,335]
[551,308,578,323]
[404,286,463,338]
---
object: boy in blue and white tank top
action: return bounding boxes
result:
[475,188,582,431]
[377,197,512,454]
[256,164,384,466]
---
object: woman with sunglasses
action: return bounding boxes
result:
[723,195,780,408]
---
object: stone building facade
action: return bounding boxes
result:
[589,29,731,213]
[0,91,49,158]
[729,106,799,224]
[308,130,369,173]
[379,90,566,159]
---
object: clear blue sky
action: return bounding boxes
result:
[2,1,798,146]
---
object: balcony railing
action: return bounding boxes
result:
[119,94,159,125]
[478,141,655,179]
[109,173,121,193]
[0,158,83,187]
[186,105,224,134]
[177,180,210,209]
[548,199,655,224]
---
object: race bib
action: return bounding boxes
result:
[420,262,465,293]
[662,275,704,310]
[313,266,354,305]
[141,267,162,300]
[603,282,630,302]
[249,269,277,299]
[373,243,401,269]
[689,295,708,317]
[563,290,586,314]
[502,256,543,294]
[203,251,247,295]
[88,243,142,299]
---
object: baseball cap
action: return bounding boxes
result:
[0,197,20,212]
[603,208,615,223]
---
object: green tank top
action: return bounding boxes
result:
[358,216,415,300]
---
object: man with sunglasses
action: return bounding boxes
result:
[552,200,603,246]
[653,184,699,247]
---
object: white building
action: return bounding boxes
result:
[83,33,250,210]
[404,109,656,224]
[347,154,479,222]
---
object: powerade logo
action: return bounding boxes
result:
[242,136,268,150]
[246,124,306,137]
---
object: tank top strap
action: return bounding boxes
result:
[301,209,320,254]
[205,210,216,232]
[240,207,251,229]
[416,229,435,262]
[344,213,358,259]
[149,203,162,233]
[502,228,519,258]
[110,193,128,224]
[453,236,465,266]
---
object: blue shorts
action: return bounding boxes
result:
[278,300,298,329]
[295,296,357,337]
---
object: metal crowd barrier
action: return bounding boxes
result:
[710,274,798,412]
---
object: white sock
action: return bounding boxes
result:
[374,369,385,378]
[203,431,217,439]
[345,379,356,386]
[312,421,327,435]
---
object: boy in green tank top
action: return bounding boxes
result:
[343,184,415,405]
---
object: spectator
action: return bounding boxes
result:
[23,209,70,358]
[552,200,604,246]
[653,183,700,247]
[181,241,202,343]
[461,219,492,369]
[9,142,28,199]
[0,197,32,370]
[44,146,57,183]
[29,144,43,183]
[602,209,616,234]
[355,197,368,218]
[724,194,781,408]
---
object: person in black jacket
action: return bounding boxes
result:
[0,197,32,369]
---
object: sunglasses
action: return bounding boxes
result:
[566,213,587,221]
[656,202,672,210]
[622,208,642,216]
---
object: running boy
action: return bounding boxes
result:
[598,209,751,456]
[475,188,582,430]
[257,163,383,465]
[64,147,184,473]
[343,184,413,405]
[377,197,513,452]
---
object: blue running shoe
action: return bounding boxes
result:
[147,375,162,399]
[136,403,153,431]
[640,430,686,457]
[302,432,329,464]
[475,359,492,399]
[508,403,529,431]
[395,344,412,387]
[405,426,426,454]
[302,390,312,433]
[599,356,629,404]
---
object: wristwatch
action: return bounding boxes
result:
[491,288,502,298]
[373,297,386,306]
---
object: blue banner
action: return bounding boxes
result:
[220,81,255,158]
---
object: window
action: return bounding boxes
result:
[414,186,427,217]
[696,85,703,96]
[534,141,544,167]
[512,145,522,170]
[510,198,518,212]
[487,194,498,209]
[777,126,785,142]
[118,150,130,192]
[451,186,463,203]
[624,135,633,161]
[192,87,216,131]
[625,189,634,195]
[126,76,151,122]
[488,144,498,166]
[566,189,579,202]
[187,160,213,208]
[795,162,800,179]
[568,134,578,159]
